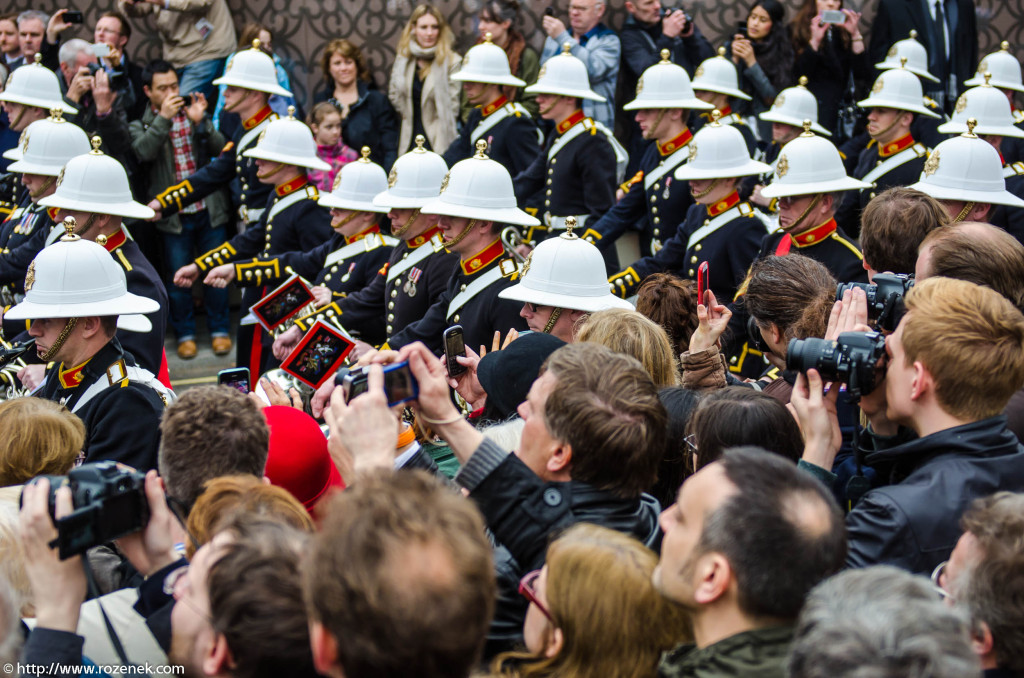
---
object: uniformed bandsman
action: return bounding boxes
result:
[910,118,1024,224]
[0,110,89,312]
[691,47,758,155]
[872,31,946,145]
[173,109,334,377]
[584,49,711,268]
[0,55,77,219]
[513,44,624,243]
[272,136,459,359]
[835,62,939,236]
[499,216,631,343]
[609,111,773,302]
[149,40,290,227]
[747,76,832,208]
[8,222,174,471]
[966,42,1024,163]
[389,140,534,353]
[443,34,541,177]
[32,139,169,379]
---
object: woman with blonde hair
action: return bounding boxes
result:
[576,308,681,387]
[388,4,462,154]
[0,398,83,487]
[491,523,691,678]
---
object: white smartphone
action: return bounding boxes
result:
[91,43,111,57]
[820,9,846,24]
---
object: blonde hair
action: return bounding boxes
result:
[575,309,681,386]
[0,399,83,487]
[396,4,456,68]
[492,523,691,678]
[185,475,314,558]
[0,486,32,618]
[902,277,1024,421]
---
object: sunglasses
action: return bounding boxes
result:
[518,569,553,621]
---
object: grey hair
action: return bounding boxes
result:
[58,38,92,67]
[16,10,49,28]
[480,417,524,452]
[788,566,980,678]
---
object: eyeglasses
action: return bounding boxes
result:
[518,569,553,621]
[930,560,953,601]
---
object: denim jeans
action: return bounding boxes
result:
[163,211,230,341]
[178,57,226,104]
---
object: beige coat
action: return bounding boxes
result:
[118,0,236,68]
[388,51,462,154]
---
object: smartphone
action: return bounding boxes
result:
[736,22,748,38]
[342,361,419,407]
[544,6,556,16]
[697,261,709,305]
[64,10,84,24]
[218,367,251,394]
[443,325,467,378]
[820,9,846,24]
[92,43,111,58]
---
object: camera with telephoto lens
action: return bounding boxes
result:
[786,331,887,397]
[21,461,150,560]
[835,273,914,332]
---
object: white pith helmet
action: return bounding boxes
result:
[910,119,1024,207]
[373,135,449,209]
[5,218,159,330]
[760,122,872,198]
[758,77,831,136]
[499,217,632,312]
[242,107,330,171]
[39,137,155,220]
[965,42,1024,92]
[420,140,539,226]
[875,30,940,83]
[212,40,292,97]
[5,109,91,175]
[858,64,941,118]
[525,43,605,101]
[938,78,1024,138]
[451,34,526,87]
[691,47,752,101]
[318,147,389,213]
[623,49,713,111]
[674,111,772,180]
[0,54,77,114]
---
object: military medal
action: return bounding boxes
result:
[340,262,355,283]
[663,177,672,200]
[406,267,422,297]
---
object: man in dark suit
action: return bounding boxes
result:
[868,0,978,112]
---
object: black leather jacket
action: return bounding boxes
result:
[846,416,1024,574]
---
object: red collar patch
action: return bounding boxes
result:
[792,218,837,247]
[58,360,90,389]
[707,191,740,217]
[409,225,442,248]
[346,223,381,244]
[659,128,693,156]
[481,95,509,117]
[97,229,127,252]
[879,133,914,157]
[275,175,308,197]
[701,105,732,120]
[556,110,586,135]
[460,239,504,275]
[243,106,273,131]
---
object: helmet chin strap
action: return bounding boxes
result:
[74,214,100,240]
[782,194,823,233]
[538,96,561,117]
[643,109,668,140]
[542,307,563,334]
[442,219,477,248]
[692,178,721,200]
[953,201,975,222]
[38,317,78,362]
[29,176,56,201]
[392,209,421,238]
[256,162,283,180]
[331,211,360,231]
[869,115,903,142]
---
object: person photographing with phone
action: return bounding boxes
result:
[727,0,794,142]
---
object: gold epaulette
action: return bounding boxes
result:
[235,258,281,284]
[294,302,343,332]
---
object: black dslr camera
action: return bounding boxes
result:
[835,273,914,332]
[22,461,150,560]
[786,331,887,398]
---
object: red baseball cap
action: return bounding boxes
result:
[263,406,344,513]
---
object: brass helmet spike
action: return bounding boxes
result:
[659,48,671,63]
[60,216,80,241]
[89,136,103,154]
[49,107,65,122]
[33,53,42,65]
[413,134,427,152]
[1001,41,1010,51]
[909,29,918,39]
[800,119,814,137]
[561,216,579,239]
[798,75,808,87]
[984,72,993,86]
[287,105,296,119]
[474,138,489,158]
[561,42,572,55]
[252,38,261,50]
[484,32,493,43]
[359,146,372,162]
[900,56,908,68]
[965,117,978,137]
[710,109,722,125]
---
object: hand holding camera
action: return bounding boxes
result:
[159,92,186,120]
[790,369,842,470]
[661,8,690,38]
[66,66,96,104]
[324,364,402,479]
[115,470,183,577]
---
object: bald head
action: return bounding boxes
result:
[917,222,1024,311]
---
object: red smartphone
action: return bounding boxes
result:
[697,261,709,305]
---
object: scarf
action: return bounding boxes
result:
[408,41,437,60]
[393,46,459,152]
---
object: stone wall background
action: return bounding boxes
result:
[19,0,1014,107]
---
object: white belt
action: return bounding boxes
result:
[239,206,265,224]
[544,213,589,230]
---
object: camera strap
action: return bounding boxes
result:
[81,557,150,675]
